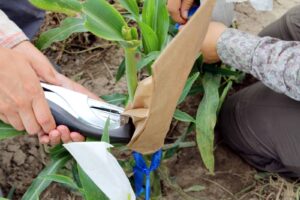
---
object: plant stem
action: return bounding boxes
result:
[163,141,196,150]
[124,47,138,102]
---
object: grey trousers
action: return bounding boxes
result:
[218,5,300,178]
[0,0,45,39]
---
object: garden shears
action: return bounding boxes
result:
[41,82,134,142]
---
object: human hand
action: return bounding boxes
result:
[12,41,60,85]
[0,41,58,137]
[14,41,101,145]
[167,0,194,24]
[201,22,227,63]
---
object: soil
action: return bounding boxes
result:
[1,1,300,200]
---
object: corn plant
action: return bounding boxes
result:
[0,0,244,199]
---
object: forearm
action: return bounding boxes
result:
[0,10,28,48]
[217,28,300,100]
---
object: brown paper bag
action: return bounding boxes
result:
[124,0,216,154]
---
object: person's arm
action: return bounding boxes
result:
[217,28,300,100]
[0,10,28,48]
[0,9,90,145]
[202,22,300,101]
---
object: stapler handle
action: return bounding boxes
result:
[48,101,134,143]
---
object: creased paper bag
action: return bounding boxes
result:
[124,0,216,154]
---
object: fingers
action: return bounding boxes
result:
[32,94,56,133]
[167,0,186,24]
[39,127,84,146]
[13,41,60,85]
[58,126,85,143]
[31,57,59,85]
[49,129,61,145]
[55,124,86,144]
[38,131,50,144]
[70,132,85,142]
[181,0,194,19]
[19,105,42,135]
[0,113,9,124]
[6,112,24,131]
[58,125,72,143]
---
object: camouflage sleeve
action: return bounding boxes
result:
[217,28,300,101]
[0,9,28,48]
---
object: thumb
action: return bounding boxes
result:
[13,41,60,85]
[181,0,194,19]
[31,57,61,85]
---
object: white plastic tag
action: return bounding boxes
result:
[63,142,136,200]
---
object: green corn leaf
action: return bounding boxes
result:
[49,144,70,160]
[7,186,16,200]
[56,0,82,12]
[137,51,160,70]
[71,162,82,188]
[174,109,195,123]
[82,0,127,41]
[142,0,169,48]
[116,51,160,81]
[218,81,233,114]
[202,64,241,76]
[0,121,25,140]
[101,118,110,143]
[124,47,138,102]
[119,0,139,19]
[40,174,79,190]
[188,85,204,96]
[138,21,159,53]
[29,0,81,16]
[119,40,141,49]
[22,155,71,200]
[196,73,221,174]
[178,72,200,105]
[36,17,87,50]
[78,165,108,200]
[116,59,126,82]
[101,93,128,106]
[163,123,195,159]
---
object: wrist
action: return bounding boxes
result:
[202,22,227,63]
[1,32,28,49]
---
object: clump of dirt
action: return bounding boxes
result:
[0,136,46,198]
